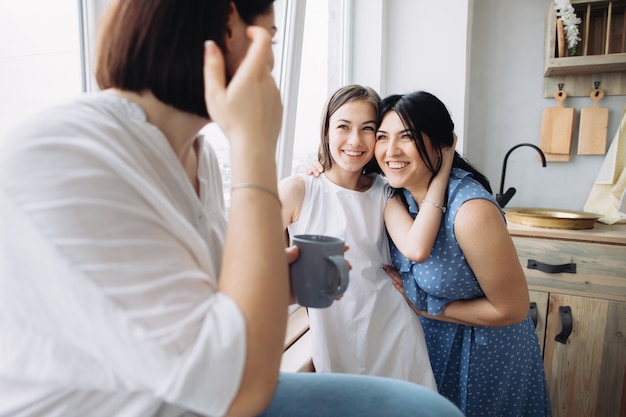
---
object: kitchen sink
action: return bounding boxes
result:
[504,207,601,230]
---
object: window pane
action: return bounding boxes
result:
[290,0,328,175]
[204,0,329,204]
[0,1,82,140]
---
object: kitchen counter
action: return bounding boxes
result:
[507,221,626,245]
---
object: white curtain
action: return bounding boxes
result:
[584,106,626,224]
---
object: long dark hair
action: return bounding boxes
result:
[234,0,275,24]
[370,91,492,194]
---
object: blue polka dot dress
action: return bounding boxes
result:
[389,168,552,417]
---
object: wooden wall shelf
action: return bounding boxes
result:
[545,53,626,76]
[544,0,626,96]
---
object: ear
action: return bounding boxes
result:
[224,2,244,53]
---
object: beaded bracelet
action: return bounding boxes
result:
[231,182,282,208]
[422,199,446,213]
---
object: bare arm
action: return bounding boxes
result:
[278,175,306,304]
[204,28,289,417]
[386,199,529,327]
[278,174,306,230]
[436,199,529,326]
[384,141,455,262]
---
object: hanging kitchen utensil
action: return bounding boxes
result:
[578,88,608,155]
[540,87,574,162]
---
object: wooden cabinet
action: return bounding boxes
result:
[529,290,549,355]
[509,223,626,417]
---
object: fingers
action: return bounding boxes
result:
[203,29,271,115]
[381,266,421,313]
[203,25,281,151]
[441,133,456,170]
[286,246,299,304]
[301,161,324,177]
[383,264,404,287]
[247,26,275,71]
[312,161,324,176]
[382,264,398,275]
[203,40,227,122]
[285,245,299,264]
[234,26,274,82]
[304,167,321,178]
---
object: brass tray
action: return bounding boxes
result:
[504,207,601,230]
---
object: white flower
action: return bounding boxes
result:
[554,0,582,54]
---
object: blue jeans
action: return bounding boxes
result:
[258,372,463,417]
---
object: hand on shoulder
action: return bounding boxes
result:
[300,160,324,177]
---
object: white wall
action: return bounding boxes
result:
[349,0,626,210]
[350,0,470,152]
[467,0,624,210]
[0,2,82,140]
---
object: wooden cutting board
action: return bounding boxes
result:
[577,88,608,155]
[540,89,575,161]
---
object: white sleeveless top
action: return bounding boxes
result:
[288,173,437,389]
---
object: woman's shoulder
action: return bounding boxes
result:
[449,168,477,185]
[447,168,500,218]
[279,172,307,193]
[369,174,390,192]
[449,169,493,198]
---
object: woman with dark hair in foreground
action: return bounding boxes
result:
[376,91,552,417]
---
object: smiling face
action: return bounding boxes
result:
[375,111,435,191]
[326,99,378,174]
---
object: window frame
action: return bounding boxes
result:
[79,0,349,182]
[275,0,307,180]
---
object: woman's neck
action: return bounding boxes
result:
[110,89,207,161]
[324,168,372,192]
[403,177,434,207]
[110,89,207,195]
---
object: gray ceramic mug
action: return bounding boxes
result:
[289,234,350,308]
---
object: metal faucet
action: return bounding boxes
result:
[496,143,547,208]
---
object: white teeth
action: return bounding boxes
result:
[344,151,363,157]
[387,162,407,169]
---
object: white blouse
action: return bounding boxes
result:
[0,93,245,417]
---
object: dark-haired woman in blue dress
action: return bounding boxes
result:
[374,91,552,417]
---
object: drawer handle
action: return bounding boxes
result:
[527,259,576,274]
[529,302,538,328]
[555,306,573,344]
